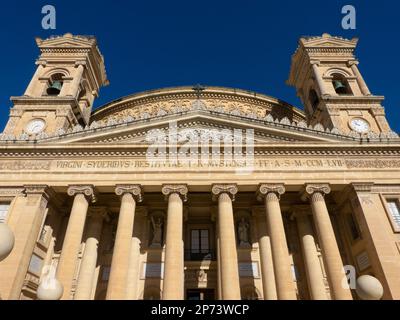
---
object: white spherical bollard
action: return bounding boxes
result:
[37,276,63,300]
[0,223,15,261]
[356,275,384,300]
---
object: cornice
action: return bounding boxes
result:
[10,96,79,105]
[2,107,397,144]
[323,95,385,104]
[0,144,399,157]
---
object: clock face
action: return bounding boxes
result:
[25,119,46,134]
[350,118,370,133]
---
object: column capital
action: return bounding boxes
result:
[0,187,25,198]
[67,185,96,203]
[162,184,188,202]
[347,60,359,67]
[25,185,66,210]
[256,183,285,202]
[115,184,143,202]
[310,60,321,66]
[350,182,374,193]
[301,183,331,201]
[88,206,109,221]
[211,184,238,201]
[35,60,47,66]
[23,184,51,198]
[74,61,86,67]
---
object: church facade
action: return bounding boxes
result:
[0,33,399,300]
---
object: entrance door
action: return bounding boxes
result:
[186,289,215,300]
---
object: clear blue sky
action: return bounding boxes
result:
[0,0,399,132]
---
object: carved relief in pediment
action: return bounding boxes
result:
[97,98,295,126]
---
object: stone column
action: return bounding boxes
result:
[24,63,45,96]
[57,185,95,300]
[216,227,222,300]
[212,210,222,300]
[161,184,188,300]
[125,236,141,299]
[125,208,146,300]
[255,210,277,300]
[212,184,241,300]
[106,185,142,300]
[311,61,328,96]
[66,63,85,97]
[349,61,371,96]
[257,184,296,300]
[294,209,327,300]
[74,207,107,300]
[302,184,352,300]
[1,186,52,300]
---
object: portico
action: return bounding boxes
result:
[0,33,400,301]
[0,181,362,300]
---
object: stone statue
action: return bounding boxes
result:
[197,269,207,282]
[150,216,163,247]
[238,217,250,247]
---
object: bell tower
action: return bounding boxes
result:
[3,33,108,137]
[287,33,392,136]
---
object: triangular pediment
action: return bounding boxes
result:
[36,34,96,49]
[40,110,355,147]
[301,34,358,49]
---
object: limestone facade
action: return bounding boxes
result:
[0,33,399,300]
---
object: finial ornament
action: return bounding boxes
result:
[192,84,205,99]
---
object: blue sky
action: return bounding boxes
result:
[0,0,399,132]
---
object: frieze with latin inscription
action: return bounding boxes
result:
[0,158,399,171]
[0,161,51,170]
[344,159,400,169]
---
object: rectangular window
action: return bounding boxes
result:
[387,199,400,230]
[0,203,10,222]
[191,229,209,253]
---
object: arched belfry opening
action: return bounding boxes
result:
[331,73,352,95]
[46,73,64,96]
